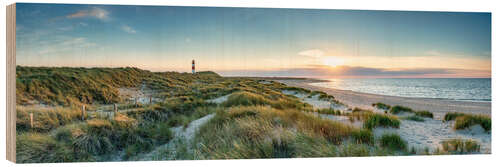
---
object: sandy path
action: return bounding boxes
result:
[131,113,215,161]
[275,79,491,119]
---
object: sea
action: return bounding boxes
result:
[310,78,491,102]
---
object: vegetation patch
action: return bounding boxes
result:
[363,114,400,130]
[403,115,425,122]
[441,139,480,154]
[380,133,407,151]
[372,102,391,110]
[444,112,491,132]
[454,114,491,132]
[388,105,413,114]
[415,110,433,118]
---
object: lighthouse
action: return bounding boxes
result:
[192,59,195,74]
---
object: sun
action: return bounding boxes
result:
[322,56,345,67]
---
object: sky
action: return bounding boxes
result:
[16,3,491,78]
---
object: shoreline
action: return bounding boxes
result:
[273,79,491,119]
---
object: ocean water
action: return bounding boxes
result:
[310,78,491,102]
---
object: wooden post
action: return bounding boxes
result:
[30,113,34,129]
[135,98,138,107]
[114,103,117,112]
[149,96,152,104]
[81,105,86,121]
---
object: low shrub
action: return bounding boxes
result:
[380,133,407,151]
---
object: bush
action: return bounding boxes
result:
[372,102,391,110]
[363,114,400,130]
[380,133,407,151]
[441,139,480,153]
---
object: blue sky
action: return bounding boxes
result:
[16,3,491,78]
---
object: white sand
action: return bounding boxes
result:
[206,94,231,104]
[282,90,348,111]
[118,83,160,104]
[276,79,491,154]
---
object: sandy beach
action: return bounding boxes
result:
[275,79,491,119]
[274,78,491,153]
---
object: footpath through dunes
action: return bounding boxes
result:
[129,113,216,161]
[275,79,491,119]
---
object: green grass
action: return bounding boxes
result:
[441,139,480,154]
[388,105,413,114]
[415,110,433,118]
[191,106,377,159]
[363,113,400,130]
[379,133,407,151]
[454,114,491,131]
[403,115,425,122]
[372,102,391,110]
[16,106,84,132]
[444,112,466,121]
[443,112,491,131]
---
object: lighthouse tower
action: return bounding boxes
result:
[192,60,195,74]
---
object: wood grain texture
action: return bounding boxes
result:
[6,3,17,163]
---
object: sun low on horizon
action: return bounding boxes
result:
[15,3,491,78]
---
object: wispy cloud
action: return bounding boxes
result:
[298,49,325,58]
[38,37,96,55]
[121,25,136,34]
[67,7,110,21]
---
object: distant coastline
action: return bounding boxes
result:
[272,79,491,118]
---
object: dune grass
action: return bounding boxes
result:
[414,110,433,118]
[444,112,466,121]
[441,139,480,154]
[443,112,491,131]
[16,106,84,132]
[403,115,425,122]
[191,105,377,159]
[372,102,391,110]
[363,113,400,130]
[388,105,413,114]
[454,114,491,131]
[380,133,407,151]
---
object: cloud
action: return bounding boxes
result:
[298,49,325,58]
[67,7,110,21]
[121,25,136,34]
[38,37,96,55]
